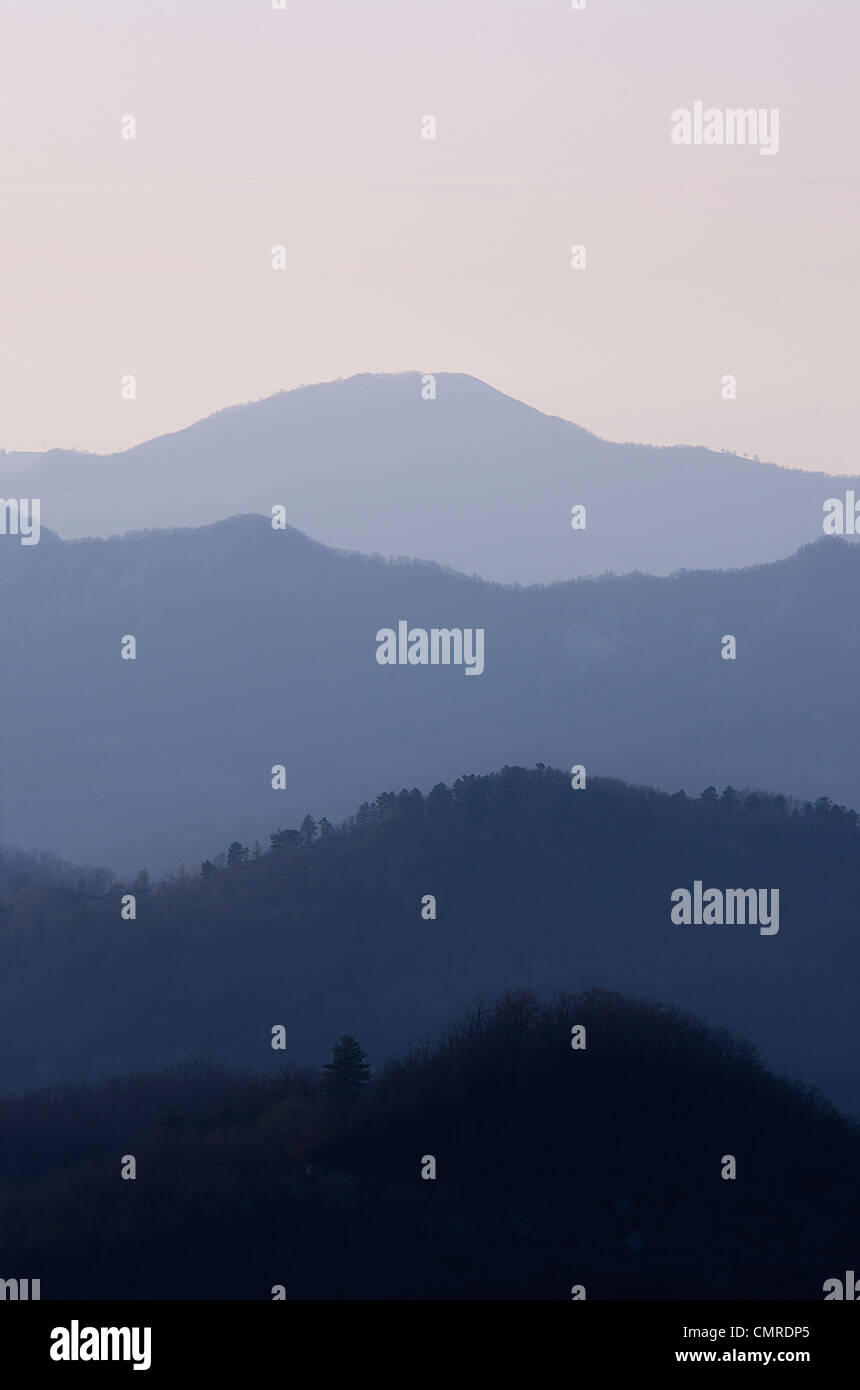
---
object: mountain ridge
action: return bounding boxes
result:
[2,764,859,1121]
[3,517,859,875]
[3,372,856,582]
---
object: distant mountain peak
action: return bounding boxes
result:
[1,372,855,583]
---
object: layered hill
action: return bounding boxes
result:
[1,373,855,583]
[1,518,859,874]
[0,988,856,1299]
[1,767,858,1121]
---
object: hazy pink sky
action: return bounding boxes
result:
[0,0,858,470]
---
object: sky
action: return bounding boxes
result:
[0,0,858,471]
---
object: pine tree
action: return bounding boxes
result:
[426,782,452,821]
[321,1035,371,1097]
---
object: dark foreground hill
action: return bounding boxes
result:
[1,766,859,1120]
[1,372,855,584]
[3,517,860,875]
[0,990,856,1300]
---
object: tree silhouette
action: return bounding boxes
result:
[321,1035,371,1097]
[299,815,317,847]
[270,828,300,854]
[133,869,151,896]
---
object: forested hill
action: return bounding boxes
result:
[1,766,858,1120]
[0,842,109,897]
[0,988,855,1300]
